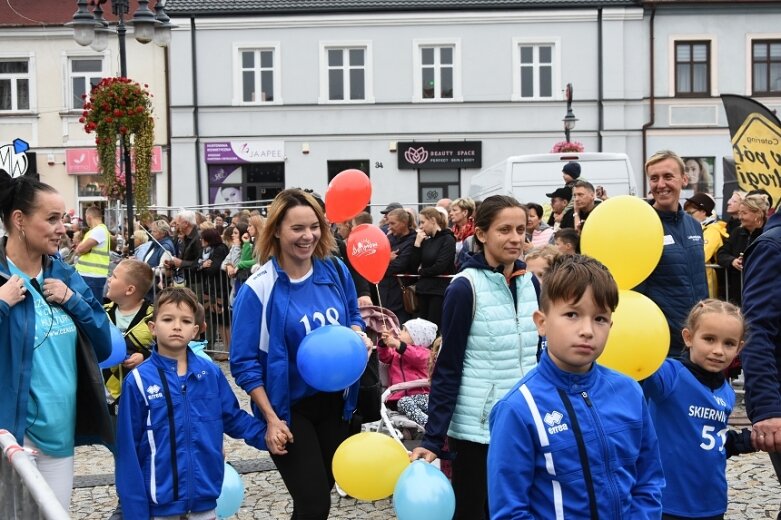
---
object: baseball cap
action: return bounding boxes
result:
[380,202,403,214]
[545,187,573,200]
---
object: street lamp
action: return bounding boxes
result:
[562,82,578,143]
[67,0,174,249]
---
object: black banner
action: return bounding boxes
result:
[720,94,781,209]
[397,141,482,170]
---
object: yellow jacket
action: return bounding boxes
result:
[703,219,729,298]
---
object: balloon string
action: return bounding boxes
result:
[375,283,389,332]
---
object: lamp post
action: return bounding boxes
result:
[563,83,578,143]
[68,0,174,250]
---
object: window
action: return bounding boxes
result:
[752,40,781,95]
[241,49,275,102]
[519,45,553,98]
[421,46,454,99]
[319,42,372,104]
[0,59,31,111]
[675,41,710,96]
[69,58,103,109]
[413,40,461,102]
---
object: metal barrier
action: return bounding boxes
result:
[0,430,70,520]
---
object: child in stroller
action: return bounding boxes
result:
[379,318,438,437]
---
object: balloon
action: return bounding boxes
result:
[346,224,391,284]
[325,169,372,223]
[99,323,127,369]
[216,463,244,519]
[580,195,664,289]
[333,432,409,501]
[296,325,367,392]
[599,290,669,381]
[394,460,455,520]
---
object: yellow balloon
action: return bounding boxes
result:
[599,290,669,381]
[332,432,409,501]
[581,195,664,289]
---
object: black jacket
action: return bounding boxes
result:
[559,199,602,230]
[177,226,202,270]
[408,228,456,296]
[378,231,416,319]
[716,225,763,305]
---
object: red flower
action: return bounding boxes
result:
[79,117,85,123]
[119,126,128,134]
[105,117,113,123]
[113,109,123,117]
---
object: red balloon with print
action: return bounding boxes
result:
[325,169,372,223]
[346,224,391,284]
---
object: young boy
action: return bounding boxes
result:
[487,254,664,519]
[553,228,580,255]
[104,258,156,409]
[116,287,266,520]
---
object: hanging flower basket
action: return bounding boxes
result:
[551,141,585,153]
[81,77,154,215]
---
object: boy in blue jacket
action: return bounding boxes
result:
[488,255,664,519]
[116,287,265,520]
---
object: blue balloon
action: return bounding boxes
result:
[296,325,367,392]
[98,323,127,369]
[394,460,455,520]
[216,463,244,518]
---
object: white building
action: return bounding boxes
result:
[0,1,170,225]
[164,0,780,214]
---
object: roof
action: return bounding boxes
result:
[165,0,640,16]
[0,1,150,28]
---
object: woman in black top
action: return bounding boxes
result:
[409,207,456,328]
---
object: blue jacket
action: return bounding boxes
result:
[229,256,364,449]
[116,348,265,520]
[421,253,540,455]
[635,204,708,357]
[488,351,664,519]
[741,211,781,423]
[0,237,111,445]
[144,235,176,267]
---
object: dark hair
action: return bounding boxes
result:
[152,287,199,320]
[526,202,544,220]
[0,169,59,226]
[473,195,527,251]
[555,228,580,251]
[200,228,222,247]
[541,254,619,313]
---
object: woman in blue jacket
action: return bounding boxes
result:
[0,169,111,509]
[230,189,370,520]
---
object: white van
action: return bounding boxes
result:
[468,152,637,204]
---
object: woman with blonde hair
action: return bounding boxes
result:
[230,189,370,519]
[717,193,769,305]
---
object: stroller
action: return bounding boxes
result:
[360,305,430,444]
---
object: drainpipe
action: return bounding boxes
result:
[164,48,172,208]
[641,6,656,196]
[598,7,603,152]
[190,16,203,205]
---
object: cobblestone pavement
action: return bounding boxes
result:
[69,362,780,519]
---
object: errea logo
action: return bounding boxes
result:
[714,396,727,407]
[544,410,569,435]
[147,384,163,400]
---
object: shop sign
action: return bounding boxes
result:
[397,141,482,170]
[66,146,163,175]
[204,140,285,164]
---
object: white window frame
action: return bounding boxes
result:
[232,43,282,106]
[63,51,108,112]
[667,35,718,98]
[318,41,374,104]
[412,38,462,103]
[511,38,561,101]
[0,52,35,113]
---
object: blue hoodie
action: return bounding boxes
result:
[116,348,265,520]
[741,211,781,424]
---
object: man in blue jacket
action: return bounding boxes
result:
[741,207,781,517]
[635,150,708,358]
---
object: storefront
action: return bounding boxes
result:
[65,146,163,227]
[397,141,482,205]
[204,140,286,214]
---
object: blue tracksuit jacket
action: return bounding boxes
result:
[116,348,265,520]
[488,351,664,519]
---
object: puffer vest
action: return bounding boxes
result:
[448,268,538,444]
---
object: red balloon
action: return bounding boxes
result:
[325,169,371,223]
[346,224,391,284]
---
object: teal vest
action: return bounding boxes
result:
[447,268,539,444]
